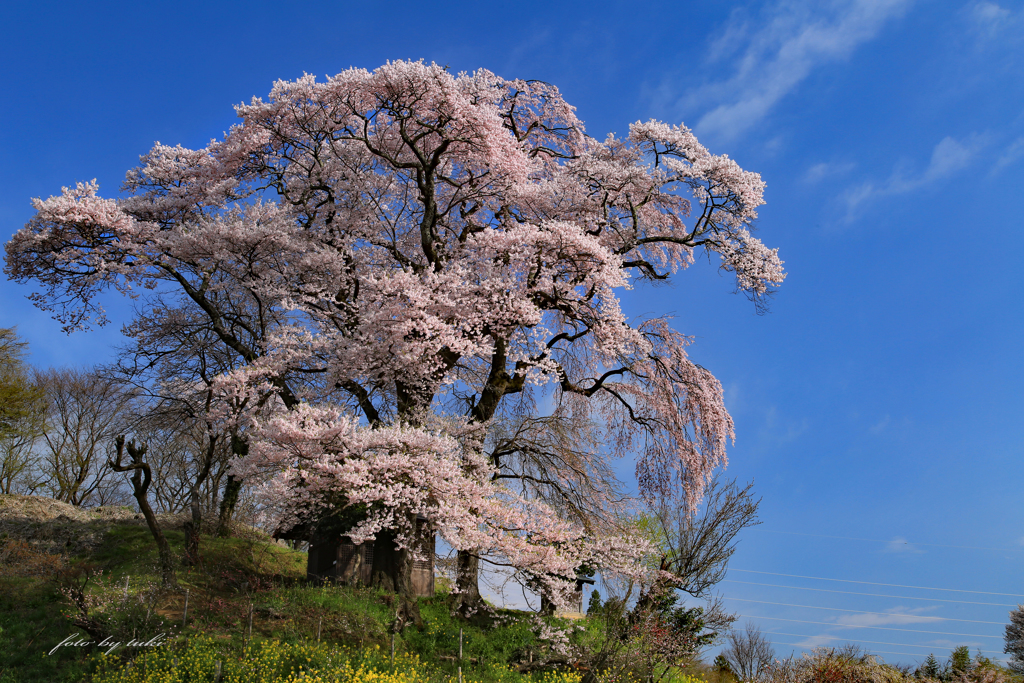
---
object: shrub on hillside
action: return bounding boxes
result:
[0,537,66,577]
[760,647,1020,683]
[54,562,175,650]
[761,647,908,683]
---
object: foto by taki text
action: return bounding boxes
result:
[48,632,168,655]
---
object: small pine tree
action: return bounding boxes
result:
[949,646,972,678]
[715,654,734,674]
[587,589,603,615]
[918,653,942,680]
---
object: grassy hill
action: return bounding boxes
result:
[0,494,712,683]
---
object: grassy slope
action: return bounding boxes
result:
[0,515,586,683]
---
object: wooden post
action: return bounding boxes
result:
[182,589,189,627]
[215,659,222,682]
[317,617,322,642]
[123,575,130,598]
[247,602,253,639]
[390,631,395,668]
[458,627,463,683]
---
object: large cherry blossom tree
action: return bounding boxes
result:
[5,61,784,624]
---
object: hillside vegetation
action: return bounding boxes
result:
[0,494,717,683]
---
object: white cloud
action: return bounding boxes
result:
[671,0,913,141]
[973,1,1011,24]
[967,1,1024,50]
[993,135,1024,173]
[922,136,982,182]
[842,133,989,216]
[805,161,857,183]
[970,1,1016,35]
[794,633,841,648]
[835,606,942,628]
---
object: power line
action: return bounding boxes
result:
[723,579,1018,607]
[725,598,1006,625]
[736,615,1002,638]
[730,569,1024,598]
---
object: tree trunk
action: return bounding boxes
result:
[216,474,241,537]
[134,474,177,588]
[455,549,485,618]
[217,435,247,537]
[183,501,201,566]
[369,517,422,630]
[183,437,216,565]
[540,593,556,616]
[109,437,177,588]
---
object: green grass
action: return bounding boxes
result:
[0,518,573,683]
[0,576,92,683]
[0,513,719,683]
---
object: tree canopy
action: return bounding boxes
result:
[5,61,784,615]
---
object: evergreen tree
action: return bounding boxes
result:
[949,646,971,678]
[918,653,942,680]
[1007,605,1024,675]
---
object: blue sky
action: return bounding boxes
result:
[2,0,1022,668]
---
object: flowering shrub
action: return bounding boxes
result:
[762,648,918,683]
[55,563,174,647]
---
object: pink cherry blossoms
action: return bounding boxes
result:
[5,60,784,608]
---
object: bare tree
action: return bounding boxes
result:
[128,398,232,564]
[723,622,775,683]
[624,476,759,647]
[106,306,250,561]
[654,476,762,599]
[109,436,177,587]
[34,367,138,506]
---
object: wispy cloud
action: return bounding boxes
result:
[806,161,857,183]
[993,136,1024,174]
[793,633,841,649]
[842,133,989,216]
[835,606,942,628]
[670,0,912,141]
[969,1,1023,39]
